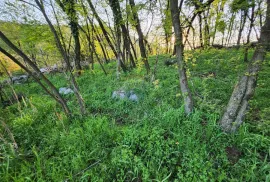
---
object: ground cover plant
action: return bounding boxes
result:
[1,0,270,181]
[0,49,269,181]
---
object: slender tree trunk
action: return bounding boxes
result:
[0,60,22,111]
[226,13,236,46]
[35,0,85,115]
[237,10,248,46]
[0,36,71,115]
[129,0,151,74]
[86,0,118,58]
[244,4,256,62]
[170,0,194,114]
[121,24,136,68]
[80,1,110,64]
[203,10,210,47]
[220,0,270,133]
[198,13,204,48]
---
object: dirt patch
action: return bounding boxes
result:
[226,146,242,164]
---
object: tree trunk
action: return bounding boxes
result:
[86,0,118,58]
[121,24,136,68]
[220,0,270,133]
[226,13,236,46]
[56,0,82,70]
[108,0,128,74]
[35,0,85,115]
[203,10,210,47]
[244,4,256,62]
[170,0,194,114]
[129,0,151,74]
[237,10,248,46]
[198,13,204,48]
[0,35,71,116]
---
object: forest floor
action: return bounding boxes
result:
[0,48,270,181]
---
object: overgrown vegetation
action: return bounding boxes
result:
[1,49,269,181]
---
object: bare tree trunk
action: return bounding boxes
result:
[129,0,151,74]
[86,0,118,58]
[203,10,210,47]
[198,13,204,48]
[121,24,136,68]
[244,4,256,62]
[0,37,71,115]
[170,0,194,114]
[35,0,85,115]
[0,60,22,111]
[220,0,270,133]
[237,10,248,46]
[226,13,236,46]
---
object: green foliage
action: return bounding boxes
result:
[230,0,252,12]
[0,49,269,181]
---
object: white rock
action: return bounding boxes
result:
[12,75,28,84]
[112,90,139,102]
[112,90,127,99]
[129,93,138,102]
[59,87,74,95]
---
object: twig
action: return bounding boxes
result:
[64,159,101,182]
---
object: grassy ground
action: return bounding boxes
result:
[0,49,269,181]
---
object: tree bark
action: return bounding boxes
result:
[129,0,151,74]
[108,0,128,75]
[237,10,248,46]
[35,0,85,115]
[86,0,118,58]
[198,13,204,48]
[170,0,194,114]
[244,3,256,62]
[220,0,270,133]
[56,0,82,70]
[0,34,71,115]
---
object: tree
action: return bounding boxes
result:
[170,0,194,114]
[56,0,82,70]
[129,0,151,74]
[220,0,270,133]
[0,31,71,115]
[33,0,86,115]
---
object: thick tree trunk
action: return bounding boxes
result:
[129,0,151,74]
[220,0,270,133]
[170,0,194,114]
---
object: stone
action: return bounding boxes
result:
[112,90,139,102]
[112,90,127,99]
[128,90,139,102]
[12,75,29,84]
[40,67,49,73]
[59,87,74,95]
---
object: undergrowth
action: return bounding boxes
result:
[0,49,269,181]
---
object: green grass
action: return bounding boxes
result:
[0,49,269,181]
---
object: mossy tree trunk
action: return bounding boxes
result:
[220,0,270,132]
